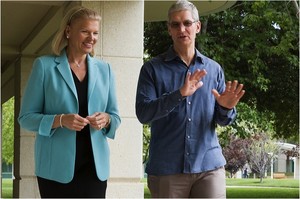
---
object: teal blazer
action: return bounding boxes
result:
[18,50,121,183]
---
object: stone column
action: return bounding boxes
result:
[294,157,299,179]
[82,1,144,197]
[15,56,40,198]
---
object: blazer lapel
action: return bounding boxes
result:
[87,55,98,102]
[55,50,78,100]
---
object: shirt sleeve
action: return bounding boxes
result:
[213,66,237,126]
[215,104,236,126]
[135,63,185,124]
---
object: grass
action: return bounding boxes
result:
[144,178,300,198]
[226,178,299,188]
[2,178,300,198]
[227,187,299,198]
[2,179,13,198]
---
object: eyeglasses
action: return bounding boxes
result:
[169,20,198,29]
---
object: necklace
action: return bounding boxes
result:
[74,61,81,67]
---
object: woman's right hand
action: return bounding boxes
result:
[59,114,90,131]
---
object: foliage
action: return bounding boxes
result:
[245,133,281,183]
[2,97,14,164]
[143,1,299,141]
[144,22,172,57]
[143,124,151,164]
[198,1,299,140]
[218,102,275,146]
[222,135,251,177]
[220,102,276,178]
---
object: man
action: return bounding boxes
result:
[135,0,245,198]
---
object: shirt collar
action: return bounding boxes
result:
[164,46,203,64]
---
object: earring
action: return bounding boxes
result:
[66,35,69,39]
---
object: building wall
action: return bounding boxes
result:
[82,1,144,197]
[15,1,144,197]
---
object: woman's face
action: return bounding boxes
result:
[65,18,99,55]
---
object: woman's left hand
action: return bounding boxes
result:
[86,112,111,130]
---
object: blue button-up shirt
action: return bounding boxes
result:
[136,47,236,176]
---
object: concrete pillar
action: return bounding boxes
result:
[277,153,287,172]
[15,56,40,198]
[294,157,299,179]
[82,1,144,197]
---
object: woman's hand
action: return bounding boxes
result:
[86,112,111,130]
[60,114,90,131]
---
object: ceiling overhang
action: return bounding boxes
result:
[144,1,236,22]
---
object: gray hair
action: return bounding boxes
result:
[168,0,199,22]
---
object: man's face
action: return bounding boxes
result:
[168,10,201,48]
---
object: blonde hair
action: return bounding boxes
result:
[51,6,101,56]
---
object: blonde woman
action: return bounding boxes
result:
[18,6,121,198]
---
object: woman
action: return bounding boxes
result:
[18,6,121,198]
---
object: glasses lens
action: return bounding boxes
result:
[170,22,180,29]
[183,20,193,27]
[170,20,195,28]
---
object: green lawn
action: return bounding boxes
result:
[144,178,300,198]
[227,187,299,198]
[2,179,13,199]
[226,178,299,188]
[2,178,300,198]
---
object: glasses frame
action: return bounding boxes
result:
[168,20,199,29]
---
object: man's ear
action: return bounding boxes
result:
[196,21,201,34]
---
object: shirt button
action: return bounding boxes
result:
[188,101,191,105]
[186,152,190,156]
[187,135,190,139]
[188,118,192,122]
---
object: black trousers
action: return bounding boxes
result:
[37,161,107,198]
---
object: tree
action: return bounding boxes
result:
[197,1,299,140]
[2,97,14,164]
[219,102,276,179]
[144,1,299,141]
[218,102,275,146]
[245,133,280,183]
[222,135,251,178]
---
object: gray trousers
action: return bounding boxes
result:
[147,167,226,198]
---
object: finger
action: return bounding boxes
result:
[226,81,232,92]
[211,89,220,99]
[231,80,238,92]
[192,69,207,81]
[235,83,244,94]
[77,116,90,125]
[195,81,204,89]
[198,69,207,79]
[185,72,192,83]
[236,90,246,100]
